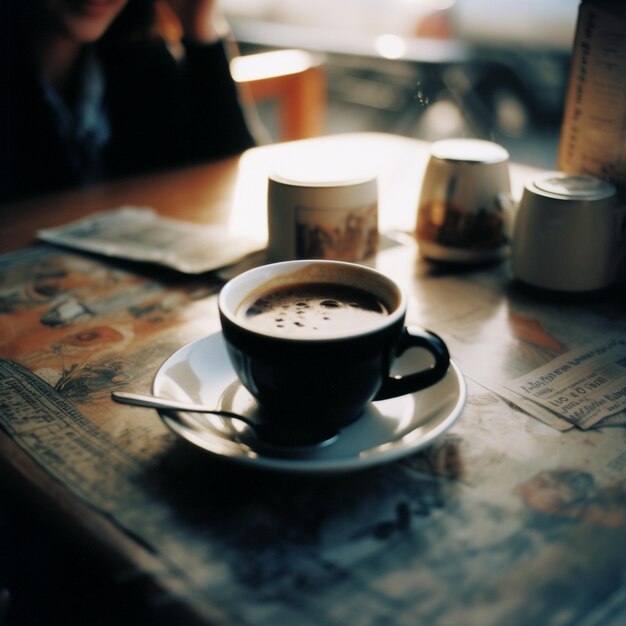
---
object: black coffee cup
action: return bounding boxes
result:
[218,260,449,446]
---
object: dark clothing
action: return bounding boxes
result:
[1,37,255,203]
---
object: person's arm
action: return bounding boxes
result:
[167,0,255,158]
[165,0,228,44]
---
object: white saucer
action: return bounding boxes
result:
[153,332,467,474]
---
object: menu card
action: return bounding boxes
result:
[558,1,626,192]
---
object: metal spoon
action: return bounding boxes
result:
[112,390,258,428]
[111,391,338,448]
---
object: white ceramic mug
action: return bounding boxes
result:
[267,172,378,263]
[511,172,624,292]
[416,138,514,263]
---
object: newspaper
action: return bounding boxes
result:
[504,335,626,430]
[37,206,264,274]
[2,246,626,626]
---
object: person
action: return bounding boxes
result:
[1,0,256,203]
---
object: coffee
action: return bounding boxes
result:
[239,282,389,337]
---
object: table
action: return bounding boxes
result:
[1,133,625,626]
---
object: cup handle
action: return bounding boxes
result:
[374,327,450,401]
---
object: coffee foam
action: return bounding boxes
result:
[235,263,400,321]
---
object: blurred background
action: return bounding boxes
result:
[223,0,578,169]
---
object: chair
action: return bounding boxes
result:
[231,49,326,141]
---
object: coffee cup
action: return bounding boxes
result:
[416,138,515,263]
[218,260,450,446]
[267,172,378,263]
[511,172,624,292]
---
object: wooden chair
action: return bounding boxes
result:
[231,49,326,141]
